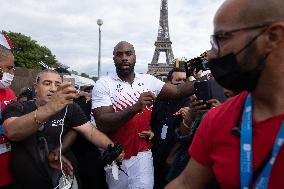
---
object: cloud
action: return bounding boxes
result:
[0,0,224,76]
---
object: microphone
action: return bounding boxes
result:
[231,127,240,136]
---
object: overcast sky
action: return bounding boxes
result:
[0,0,224,76]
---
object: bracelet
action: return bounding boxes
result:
[182,119,191,130]
[34,109,43,125]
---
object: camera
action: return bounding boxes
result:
[100,143,123,166]
[185,52,209,78]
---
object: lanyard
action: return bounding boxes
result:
[240,94,284,189]
[254,123,284,189]
[240,94,253,189]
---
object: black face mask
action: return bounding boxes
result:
[209,53,263,92]
[208,31,267,93]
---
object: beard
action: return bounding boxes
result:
[237,40,268,92]
[239,37,267,72]
[115,62,135,78]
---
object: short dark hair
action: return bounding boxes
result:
[167,67,186,81]
[113,41,135,56]
[35,69,59,83]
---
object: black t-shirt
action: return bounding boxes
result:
[2,100,88,189]
[151,97,190,162]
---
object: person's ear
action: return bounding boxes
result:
[34,83,38,94]
[262,22,284,53]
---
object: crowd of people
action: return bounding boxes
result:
[1,0,284,188]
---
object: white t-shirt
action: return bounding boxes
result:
[92,72,164,111]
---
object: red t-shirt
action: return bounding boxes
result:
[189,91,284,189]
[110,107,152,159]
[0,87,16,186]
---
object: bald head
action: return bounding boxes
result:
[113,41,135,56]
[215,0,284,26]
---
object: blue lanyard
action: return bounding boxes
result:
[254,123,284,189]
[240,94,284,189]
[240,94,253,189]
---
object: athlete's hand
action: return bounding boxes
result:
[132,92,156,112]
[138,130,154,140]
[116,150,125,162]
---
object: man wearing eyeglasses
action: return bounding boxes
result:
[151,68,189,189]
[166,0,284,188]
[0,35,16,189]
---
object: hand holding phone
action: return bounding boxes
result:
[194,80,212,102]
[62,75,75,86]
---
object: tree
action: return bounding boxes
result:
[5,31,59,69]
[79,72,97,81]
[71,70,79,75]
[80,72,89,78]
[91,76,98,82]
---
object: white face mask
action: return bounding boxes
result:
[0,72,14,88]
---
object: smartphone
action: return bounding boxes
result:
[194,80,212,102]
[62,75,75,86]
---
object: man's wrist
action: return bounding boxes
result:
[129,104,140,114]
[34,105,55,126]
[34,108,45,126]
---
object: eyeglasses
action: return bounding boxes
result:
[210,23,270,56]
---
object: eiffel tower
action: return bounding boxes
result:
[148,0,175,78]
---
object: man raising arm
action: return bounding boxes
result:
[3,70,122,189]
